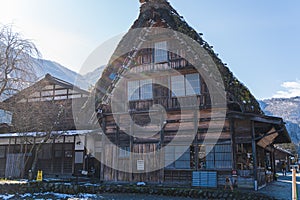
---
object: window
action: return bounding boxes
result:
[119,146,130,158]
[128,79,153,100]
[37,144,52,159]
[205,144,232,169]
[54,150,62,158]
[171,73,201,97]
[154,41,168,63]
[186,74,201,95]
[75,152,84,163]
[0,110,12,124]
[0,146,5,158]
[171,75,185,97]
[165,145,190,169]
[128,80,140,100]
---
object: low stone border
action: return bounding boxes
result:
[0,181,275,200]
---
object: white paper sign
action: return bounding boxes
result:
[137,160,145,171]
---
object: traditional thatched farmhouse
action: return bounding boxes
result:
[91,0,291,190]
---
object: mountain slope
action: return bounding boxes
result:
[260,97,300,148]
[33,58,90,90]
[82,65,106,88]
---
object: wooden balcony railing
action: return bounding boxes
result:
[106,94,211,114]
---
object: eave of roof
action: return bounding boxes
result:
[3,73,89,104]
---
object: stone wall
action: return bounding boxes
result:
[0,181,275,200]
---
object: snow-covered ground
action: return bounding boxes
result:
[0,192,196,200]
[0,192,99,200]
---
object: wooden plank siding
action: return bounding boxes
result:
[100,106,230,184]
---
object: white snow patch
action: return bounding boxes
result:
[0,194,15,200]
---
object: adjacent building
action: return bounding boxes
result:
[0,74,95,178]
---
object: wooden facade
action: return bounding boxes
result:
[0,74,94,178]
[91,0,292,190]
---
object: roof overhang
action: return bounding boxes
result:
[228,111,291,144]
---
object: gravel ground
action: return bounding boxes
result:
[94,193,194,200]
[258,172,300,200]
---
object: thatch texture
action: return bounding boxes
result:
[93,0,262,114]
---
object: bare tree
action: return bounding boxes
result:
[11,99,66,178]
[0,24,40,100]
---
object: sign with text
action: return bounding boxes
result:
[137,160,145,171]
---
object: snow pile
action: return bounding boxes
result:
[0,192,100,200]
[0,194,14,200]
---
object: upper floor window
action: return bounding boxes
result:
[119,146,130,158]
[171,73,201,97]
[154,41,168,63]
[128,79,153,101]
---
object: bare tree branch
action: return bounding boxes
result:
[0,24,41,101]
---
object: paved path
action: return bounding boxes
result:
[259,172,300,200]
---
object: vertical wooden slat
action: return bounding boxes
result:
[61,136,65,174]
[129,115,135,182]
[72,135,75,174]
[160,111,165,183]
[193,109,198,170]
[51,137,54,173]
[100,117,106,181]
[251,120,258,191]
[230,118,236,170]
[115,115,120,181]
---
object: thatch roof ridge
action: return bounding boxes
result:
[93,1,263,114]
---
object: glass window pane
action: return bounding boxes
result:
[171,75,185,97]
[0,146,5,158]
[154,41,168,63]
[128,80,140,100]
[75,152,84,163]
[119,146,130,158]
[185,73,200,95]
[140,79,153,100]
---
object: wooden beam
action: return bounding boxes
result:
[72,135,75,176]
[230,118,237,170]
[100,118,106,181]
[251,120,258,190]
[115,115,120,182]
[160,111,165,184]
[194,110,199,170]
[129,116,134,182]
[61,135,65,174]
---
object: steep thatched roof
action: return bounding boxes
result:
[93,0,262,114]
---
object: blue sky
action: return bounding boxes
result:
[0,0,299,100]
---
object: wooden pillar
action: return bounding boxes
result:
[271,148,276,179]
[61,136,65,174]
[292,169,297,200]
[194,110,199,170]
[129,115,134,182]
[251,120,258,190]
[159,111,165,183]
[230,118,237,170]
[83,134,87,171]
[100,117,106,181]
[115,115,120,181]
[51,137,54,173]
[72,135,76,175]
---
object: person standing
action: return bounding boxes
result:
[282,161,287,176]
[224,176,233,191]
